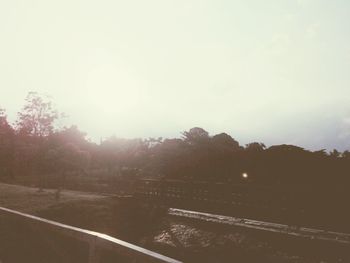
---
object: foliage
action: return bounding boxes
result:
[1,92,350,193]
[0,108,15,178]
[16,92,59,137]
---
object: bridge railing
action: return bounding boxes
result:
[0,206,182,263]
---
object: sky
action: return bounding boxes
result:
[1,0,350,150]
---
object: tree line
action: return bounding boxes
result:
[1,92,350,192]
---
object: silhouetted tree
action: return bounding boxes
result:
[342,150,350,159]
[245,142,266,152]
[0,108,15,179]
[150,138,190,179]
[16,92,59,137]
[329,149,341,158]
[313,149,328,157]
[45,142,90,199]
[212,133,240,150]
[14,92,61,190]
[182,127,210,145]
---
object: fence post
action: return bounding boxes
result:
[88,236,99,263]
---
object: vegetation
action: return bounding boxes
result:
[0,182,105,213]
[1,93,349,262]
[1,92,350,193]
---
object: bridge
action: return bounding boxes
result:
[135,179,350,231]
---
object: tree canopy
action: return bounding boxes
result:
[1,92,350,193]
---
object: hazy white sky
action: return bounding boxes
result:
[1,0,350,150]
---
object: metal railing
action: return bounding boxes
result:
[0,206,182,263]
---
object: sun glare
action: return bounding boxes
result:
[84,64,144,115]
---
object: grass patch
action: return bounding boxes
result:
[0,183,106,213]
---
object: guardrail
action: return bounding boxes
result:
[0,206,182,263]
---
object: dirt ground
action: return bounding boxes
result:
[0,183,107,213]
